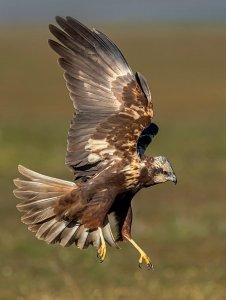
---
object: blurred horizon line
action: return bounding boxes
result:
[1,19,226,28]
[1,0,226,25]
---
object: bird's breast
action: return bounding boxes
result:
[120,159,141,190]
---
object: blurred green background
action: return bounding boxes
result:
[1,2,226,299]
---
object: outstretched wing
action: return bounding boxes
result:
[49,17,153,179]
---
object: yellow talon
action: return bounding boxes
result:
[97,244,106,262]
[138,252,154,270]
[125,236,154,271]
[97,227,107,262]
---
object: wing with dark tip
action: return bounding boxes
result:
[49,16,153,179]
[137,123,159,156]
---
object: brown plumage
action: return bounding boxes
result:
[14,17,177,269]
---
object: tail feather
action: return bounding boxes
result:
[21,207,55,225]
[45,220,71,244]
[76,228,89,249]
[28,224,40,233]
[14,165,119,250]
[14,179,69,192]
[17,165,75,188]
[36,219,59,240]
[16,196,61,212]
[60,223,80,247]
[89,230,101,248]
[103,220,119,248]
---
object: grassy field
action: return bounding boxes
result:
[0,23,226,299]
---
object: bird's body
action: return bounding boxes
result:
[14,16,177,269]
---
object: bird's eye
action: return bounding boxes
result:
[155,168,163,175]
[163,171,168,175]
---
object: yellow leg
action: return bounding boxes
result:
[125,236,154,270]
[97,227,107,262]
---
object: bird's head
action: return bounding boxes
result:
[142,156,177,187]
[151,156,177,185]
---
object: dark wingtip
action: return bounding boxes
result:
[48,38,58,47]
[48,38,53,46]
[66,16,78,23]
[55,15,63,22]
[48,39,58,52]
[55,15,66,27]
[66,16,85,30]
[66,16,73,21]
[48,23,56,34]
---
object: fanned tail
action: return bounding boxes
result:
[13,165,118,249]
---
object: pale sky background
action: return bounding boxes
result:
[0,0,226,24]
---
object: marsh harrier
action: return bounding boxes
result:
[14,17,177,270]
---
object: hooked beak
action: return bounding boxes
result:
[170,174,177,185]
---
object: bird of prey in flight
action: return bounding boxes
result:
[14,16,177,270]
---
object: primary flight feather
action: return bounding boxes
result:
[14,16,177,270]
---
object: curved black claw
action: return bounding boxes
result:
[139,262,154,271]
[138,253,154,271]
[147,262,154,271]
